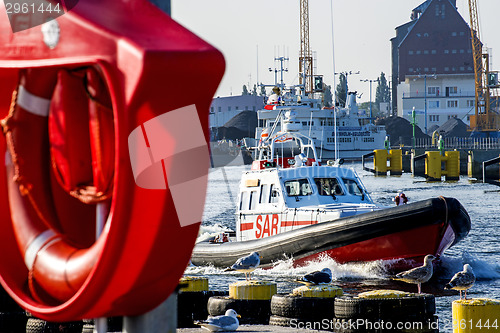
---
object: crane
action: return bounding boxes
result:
[299,0,313,97]
[467,0,500,135]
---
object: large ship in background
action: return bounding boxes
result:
[255,89,387,161]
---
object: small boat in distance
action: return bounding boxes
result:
[191,115,470,270]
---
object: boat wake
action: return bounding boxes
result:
[438,252,500,280]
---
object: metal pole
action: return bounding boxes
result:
[424,75,427,134]
[369,80,372,123]
[94,203,108,333]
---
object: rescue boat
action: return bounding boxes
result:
[191,110,471,269]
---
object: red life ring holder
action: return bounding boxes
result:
[0,0,225,322]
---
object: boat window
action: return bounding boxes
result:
[239,191,249,210]
[259,184,269,203]
[314,178,344,196]
[249,191,258,210]
[269,184,279,203]
[342,178,363,196]
[284,179,313,196]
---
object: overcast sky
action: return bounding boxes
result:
[171,0,499,103]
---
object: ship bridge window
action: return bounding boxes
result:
[342,178,364,196]
[314,178,344,196]
[270,184,279,203]
[284,179,313,196]
[259,184,269,203]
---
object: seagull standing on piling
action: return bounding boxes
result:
[227,252,261,280]
[392,255,436,293]
[296,268,333,286]
[445,264,475,300]
[194,309,240,332]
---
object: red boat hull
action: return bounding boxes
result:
[294,223,453,269]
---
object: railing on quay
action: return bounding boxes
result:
[408,137,500,150]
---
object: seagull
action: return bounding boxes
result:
[194,309,240,332]
[392,255,436,293]
[296,268,332,286]
[226,252,261,280]
[445,264,475,300]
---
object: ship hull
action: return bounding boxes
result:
[191,197,470,270]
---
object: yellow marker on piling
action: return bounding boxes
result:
[452,298,500,333]
[291,285,343,298]
[179,276,209,292]
[229,280,277,300]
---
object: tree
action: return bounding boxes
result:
[375,72,390,105]
[323,84,333,107]
[335,73,348,107]
[242,85,249,95]
[260,85,266,96]
[252,84,258,96]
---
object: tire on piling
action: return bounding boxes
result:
[178,290,227,328]
[26,317,83,333]
[207,296,271,325]
[270,293,336,320]
[334,294,435,319]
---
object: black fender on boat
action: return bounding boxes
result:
[191,197,470,268]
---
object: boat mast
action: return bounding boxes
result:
[299,0,313,98]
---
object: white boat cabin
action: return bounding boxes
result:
[236,129,379,241]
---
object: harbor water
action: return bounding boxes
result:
[186,163,500,332]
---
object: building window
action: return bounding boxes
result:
[448,115,457,120]
[228,106,231,111]
[409,67,414,72]
[235,106,239,110]
[424,33,429,37]
[416,33,421,37]
[431,50,437,54]
[467,115,471,121]
[444,50,449,54]
[218,106,222,112]
[210,107,214,113]
[460,49,465,54]
[452,49,457,54]
[429,101,440,109]
[467,49,472,53]
[424,50,429,55]
[447,86,458,95]
[429,115,440,122]
[444,67,450,71]
[428,86,439,95]
[460,31,465,36]
[253,106,256,111]
[451,32,457,37]
[447,100,458,108]
[416,50,421,55]
[467,100,474,107]
[424,67,429,72]
[460,66,465,71]
[409,50,414,55]
[432,67,437,72]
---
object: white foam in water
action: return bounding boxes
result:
[250,254,394,281]
[440,252,500,280]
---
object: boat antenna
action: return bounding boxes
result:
[330,0,338,160]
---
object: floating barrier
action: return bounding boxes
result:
[362,149,402,175]
[270,285,343,327]
[452,298,500,333]
[481,155,500,186]
[412,150,460,181]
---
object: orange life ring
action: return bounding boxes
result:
[2,67,112,303]
[0,0,225,322]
